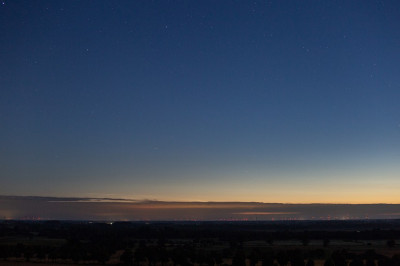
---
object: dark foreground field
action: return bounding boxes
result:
[0,220,399,266]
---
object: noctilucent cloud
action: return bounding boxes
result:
[1,1,399,204]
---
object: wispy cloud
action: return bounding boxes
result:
[1,196,400,221]
[234,212,299,215]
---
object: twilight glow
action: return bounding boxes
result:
[1,0,400,215]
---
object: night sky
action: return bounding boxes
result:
[1,1,400,206]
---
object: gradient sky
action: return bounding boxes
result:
[1,1,400,204]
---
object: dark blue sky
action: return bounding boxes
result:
[1,1,399,203]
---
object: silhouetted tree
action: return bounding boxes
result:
[171,247,191,266]
[134,247,146,265]
[307,259,315,266]
[121,248,134,265]
[262,250,274,266]
[249,249,261,266]
[196,249,207,265]
[232,249,246,266]
[14,243,24,258]
[350,258,364,266]
[48,248,58,263]
[93,246,110,264]
[212,251,223,266]
[35,246,46,261]
[332,250,348,266]
[159,247,169,266]
[205,255,215,266]
[24,246,33,262]
[147,247,159,266]
[277,251,289,266]
[366,259,375,266]
[0,245,12,261]
[290,250,305,266]
[324,258,335,266]
[377,258,390,266]
[391,255,400,266]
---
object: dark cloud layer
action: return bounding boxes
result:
[1,196,400,221]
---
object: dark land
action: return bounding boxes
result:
[0,220,400,265]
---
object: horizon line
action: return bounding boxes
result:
[1,195,400,205]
